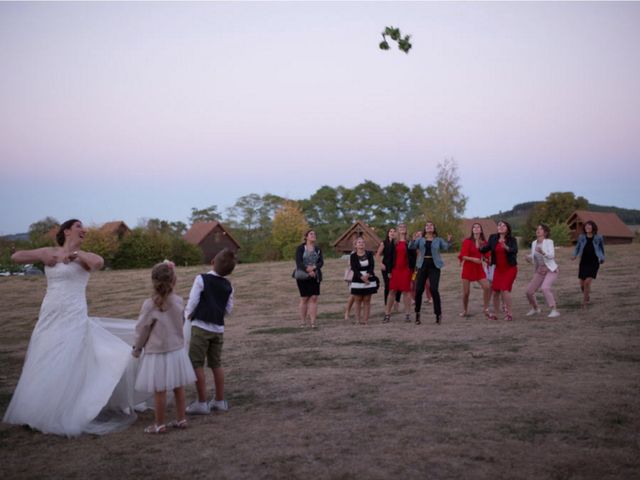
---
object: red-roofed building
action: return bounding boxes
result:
[183,222,241,264]
[100,221,131,240]
[332,220,382,254]
[567,210,634,245]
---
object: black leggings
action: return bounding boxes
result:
[382,270,402,305]
[414,260,442,316]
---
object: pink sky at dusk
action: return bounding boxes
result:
[1,2,639,234]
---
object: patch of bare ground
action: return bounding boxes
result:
[1,245,639,479]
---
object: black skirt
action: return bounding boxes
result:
[578,259,599,280]
[579,239,600,280]
[297,278,320,297]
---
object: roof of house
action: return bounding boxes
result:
[99,221,130,235]
[566,210,634,238]
[183,221,241,248]
[332,220,382,247]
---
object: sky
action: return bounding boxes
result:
[1,1,639,235]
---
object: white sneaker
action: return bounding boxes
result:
[186,401,210,415]
[526,308,541,316]
[548,309,560,318]
[208,399,229,412]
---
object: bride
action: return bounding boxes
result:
[3,219,149,436]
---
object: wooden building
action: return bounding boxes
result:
[183,221,241,263]
[332,220,382,254]
[566,210,634,245]
[460,218,498,239]
[100,221,131,240]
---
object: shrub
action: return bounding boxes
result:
[112,229,173,269]
[170,238,202,266]
[82,229,120,268]
[550,222,572,247]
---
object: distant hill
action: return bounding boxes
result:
[488,202,640,230]
[1,233,29,242]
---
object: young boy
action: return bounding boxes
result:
[185,248,236,414]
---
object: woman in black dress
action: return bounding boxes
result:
[571,220,605,306]
[294,230,323,328]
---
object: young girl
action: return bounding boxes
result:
[132,261,196,433]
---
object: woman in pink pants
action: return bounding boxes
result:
[525,224,560,318]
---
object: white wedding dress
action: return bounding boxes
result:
[3,261,149,436]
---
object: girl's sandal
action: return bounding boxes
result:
[144,424,166,434]
[504,314,513,322]
[168,419,187,429]
[485,310,498,321]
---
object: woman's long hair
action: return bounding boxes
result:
[383,227,395,249]
[422,221,438,238]
[151,262,175,311]
[56,219,81,246]
[498,220,513,240]
[468,222,486,242]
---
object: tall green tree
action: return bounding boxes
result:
[524,192,588,243]
[189,205,220,224]
[225,193,285,262]
[28,216,59,247]
[271,201,309,260]
[420,158,467,243]
[300,186,343,252]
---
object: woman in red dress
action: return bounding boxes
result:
[480,221,518,321]
[383,223,415,323]
[458,222,491,317]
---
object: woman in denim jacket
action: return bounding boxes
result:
[571,220,605,307]
[409,221,452,325]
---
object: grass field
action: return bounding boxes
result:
[1,244,639,479]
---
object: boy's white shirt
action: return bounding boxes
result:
[185,270,234,334]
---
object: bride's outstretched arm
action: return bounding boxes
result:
[11,247,58,266]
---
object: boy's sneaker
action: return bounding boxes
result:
[208,399,229,412]
[186,401,210,415]
[526,308,542,316]
[548,309,561,318]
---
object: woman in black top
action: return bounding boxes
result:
[375,227,401,307]
[350,237,379,324]
[294,230,323,328]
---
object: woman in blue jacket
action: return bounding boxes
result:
[571,220,605,307]
[409,221,452,325]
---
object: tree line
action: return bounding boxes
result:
[2,157,619,271]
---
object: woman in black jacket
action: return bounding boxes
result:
[375,227,401,308]
[350,237,379,324]
[479,221,518,321]
[294,230,323,328]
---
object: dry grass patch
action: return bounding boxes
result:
[1,244,639,479]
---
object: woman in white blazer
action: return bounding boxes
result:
[525,224,560,318]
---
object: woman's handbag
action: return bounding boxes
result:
[292,268,310,280]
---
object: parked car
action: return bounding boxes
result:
[24,264,44,276]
